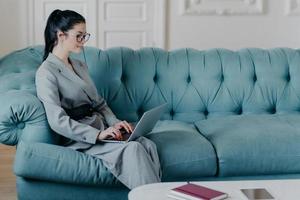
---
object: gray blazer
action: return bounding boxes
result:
[36,53,120,150]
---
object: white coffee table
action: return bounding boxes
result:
[128,179,300,200]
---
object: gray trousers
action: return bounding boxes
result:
[83,136,161,189]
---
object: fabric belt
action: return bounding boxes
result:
[65,104,95,120]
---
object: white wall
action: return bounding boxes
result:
[0,0,23,56]
[168,0,300,50]
[1,0,300,56]
[0,0,165,56]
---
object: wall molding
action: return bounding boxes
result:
[153,0,166,48]
[98,0,166,49]
[179,0,265,16]
[103,1,147,22]
[104,30,147,49]
[22,0,166,49]
[20,0,34,47]
[285,0,300,16]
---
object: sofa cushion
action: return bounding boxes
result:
[195,114,300,177]
[147,120,217,181]
[14,141,121,186]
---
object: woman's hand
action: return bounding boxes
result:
[114,120,133,133]
[98,127,123,141]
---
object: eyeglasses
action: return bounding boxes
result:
[65,32,91,43]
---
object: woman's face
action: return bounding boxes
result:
[63,22,90,53]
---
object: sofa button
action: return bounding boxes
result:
[253,75,257,82]
[83,136,86,140]
[137,108,143,117]
[203,109,208,116]
[269,107,276,114]
[153,74,158,82]
[220,75,224,82]
[121,74,126,82]
[237,108,242,115]
[17,122,25,129]
[170,109,175,116]
[286,74,291,82]
[187,76,191,83]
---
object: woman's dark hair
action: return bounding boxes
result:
[43,9,85,60]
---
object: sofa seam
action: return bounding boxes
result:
[164,155,216,167]
[219,154,300,162]
[23,148,80,166]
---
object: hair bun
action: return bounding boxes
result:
[50,9,62,18]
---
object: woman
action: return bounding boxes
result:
[35,9,161,189]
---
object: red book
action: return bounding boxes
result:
[168,183,228,200]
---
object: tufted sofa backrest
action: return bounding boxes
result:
[1,46,300,124]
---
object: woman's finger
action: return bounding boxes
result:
[121,121,131,133]
[124,121,133,132]
[118,132,123,140]
[112,127,121,135]
[115,123,122,129]
[112,131,122,140]
[106,132,115,140]
[117,122,129,133]
[120,121,128,131]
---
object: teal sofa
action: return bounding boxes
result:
[1,46,300,200]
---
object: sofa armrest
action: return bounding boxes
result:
[0,91,59,145]
[3,91,119,186]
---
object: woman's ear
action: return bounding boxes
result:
[57,30,65,42]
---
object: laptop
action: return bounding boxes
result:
[101,103,167,143]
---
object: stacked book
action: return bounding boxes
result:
[167,183,228,200]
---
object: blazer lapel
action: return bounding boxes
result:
[70,59,98,102]
[47,53,97,102]
[47,53,82,83]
